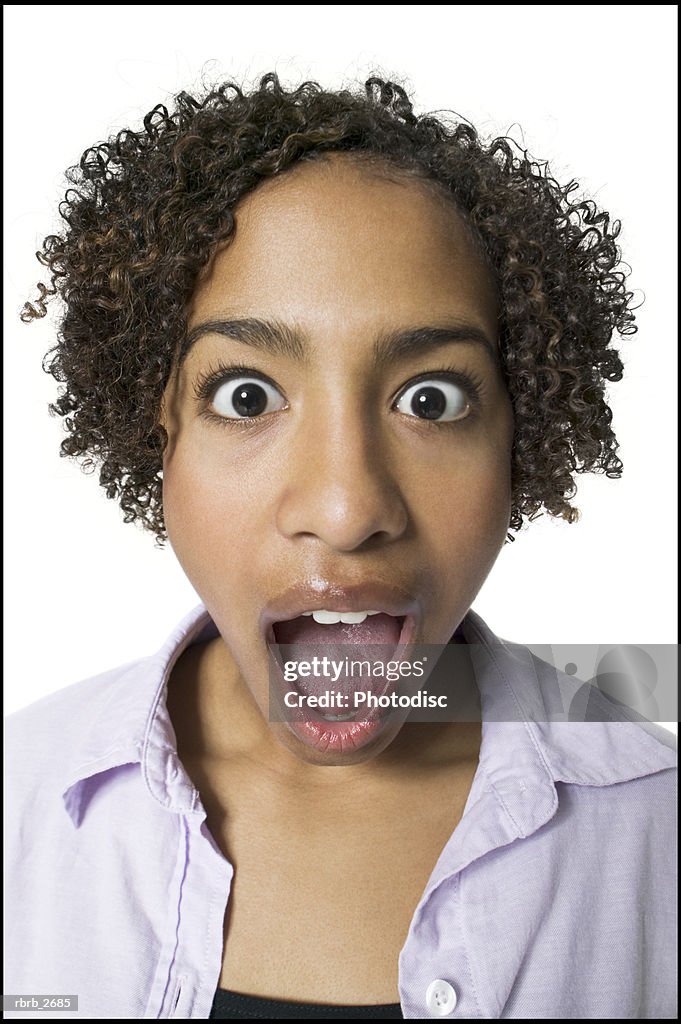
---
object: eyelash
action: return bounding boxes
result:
[192,360,485,426]
[193,362,278,403]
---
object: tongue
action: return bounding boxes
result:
[274,614,401,647]
[272,615,404,714]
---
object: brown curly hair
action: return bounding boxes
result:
[21,71,636,548]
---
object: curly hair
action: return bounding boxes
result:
[21,71,636,548]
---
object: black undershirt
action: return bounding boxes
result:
[209,988,404,1019]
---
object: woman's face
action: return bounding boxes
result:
[160,154,514,766]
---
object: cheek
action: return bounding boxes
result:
[428,460,510,549]
[414,402,513,508]
[161,438,267,592]
[411,419,513,572]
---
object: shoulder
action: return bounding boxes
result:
[464,610,677,862]
[5,658,146,754]
[490,628,677,778]
[5,602,214,822]
[4,656,151,821]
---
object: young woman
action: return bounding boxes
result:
[6,73,676,1020]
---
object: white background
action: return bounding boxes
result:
[3,6,677,732]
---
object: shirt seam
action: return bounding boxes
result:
[454,870,484,1017]
[148,812,190,1018]
[195,820,229,1018]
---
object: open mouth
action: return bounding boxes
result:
[273,609,404,647]
[266,608,414,754]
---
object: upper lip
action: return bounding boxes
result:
[260,579,422,638]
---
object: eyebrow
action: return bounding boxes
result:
[178,316,497,368]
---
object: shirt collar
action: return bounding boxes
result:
[62,603,676,829]
[463,607,676,788]
[415,608,676,900]
[62,603,219,827]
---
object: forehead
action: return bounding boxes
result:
[187,154,498,343]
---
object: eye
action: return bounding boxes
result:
[394,378,471,422]
[212,377,286,419]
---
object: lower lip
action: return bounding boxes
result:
[287,715,387,754]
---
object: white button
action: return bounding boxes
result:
[426,979,457,1016]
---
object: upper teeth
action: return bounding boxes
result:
[301,610,382,624]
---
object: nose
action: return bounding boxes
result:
[275,415,409,552]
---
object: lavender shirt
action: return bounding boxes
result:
[5,604,677,1019]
